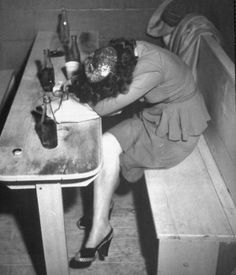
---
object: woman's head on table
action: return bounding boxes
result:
[70,38,138,105]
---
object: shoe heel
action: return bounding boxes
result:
[98,238,112,261]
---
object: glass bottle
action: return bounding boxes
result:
[35,95,58,149]
[41,49,55,92]
[58,8,70,48]
[66,35,80,62]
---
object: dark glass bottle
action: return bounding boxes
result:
[66,35,80,62]
[41,49,55,92]
[35,95,58,149]
[58,8,70,48]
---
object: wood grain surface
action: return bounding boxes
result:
[0,31,102,183]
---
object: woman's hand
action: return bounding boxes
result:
[61,79,72,93]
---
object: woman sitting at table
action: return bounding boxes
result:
[56,38,210,268]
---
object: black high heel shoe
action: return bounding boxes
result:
[77,201,114,230]
[69,228,113,269]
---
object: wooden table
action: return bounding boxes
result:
[0,31,101,275]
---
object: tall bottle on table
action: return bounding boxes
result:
[65,35,81,80]
[35,95,58,149]
[58,8,70,52]
[40,49,55,92]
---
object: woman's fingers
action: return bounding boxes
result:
[62,79,72,92]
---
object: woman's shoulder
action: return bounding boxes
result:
[134,41,163,73]
[136,40,162,56]
[135,40,183,68]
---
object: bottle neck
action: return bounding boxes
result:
[69,35,80,62]
[61,10,68,26]
[43,49,53,68]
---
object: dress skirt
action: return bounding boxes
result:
[108,113,199,183]
[108,91,209,183]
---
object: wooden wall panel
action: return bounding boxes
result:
[122,10,155,39]
[197,0,234,61]
[0,10,35,40]
[68,10,126,38]
[0,41,32,71]
[30,0,158,10]
[0,5,159,73]
[0,0,234,76]
[197,35,236,206]
[0,0,33,10]
[0,0,158,10]
[30,9,156,40]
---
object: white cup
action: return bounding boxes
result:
[65,61,79,79]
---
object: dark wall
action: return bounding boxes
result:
[0,0,158,73]
[0,0,234,74]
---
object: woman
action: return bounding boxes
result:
[58,38,210,268]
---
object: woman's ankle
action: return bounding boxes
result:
[85,222,112,248]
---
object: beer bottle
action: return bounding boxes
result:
[41,49,55,92]
[35,95,58,149]
[58,8,70,48]
[65,35,80,79]
[67,35,80,62]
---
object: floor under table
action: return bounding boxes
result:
[0,178,157,275]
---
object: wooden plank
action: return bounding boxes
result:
[36,183,69,275]
[145,138,235,240]
[0,0,33,10]
[1,0,158,11]
[158,239,219,275]
[197,136,236,236]
[216,241,236,275]
[0,8,156,40]
[144,169,178,239]
[0,9,157,71]
[203,35,234,80]
[7,172,99,189]
[199,36,235,150]
[197,35,236,206]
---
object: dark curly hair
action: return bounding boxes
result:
[70,38,138,105]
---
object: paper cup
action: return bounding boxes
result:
[65,61,79,79]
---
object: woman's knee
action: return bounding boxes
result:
[102,132,122,163]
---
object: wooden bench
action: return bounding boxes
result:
[0,70,15,133]
[144,35,236,275]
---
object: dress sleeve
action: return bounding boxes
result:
[91,71,162,116]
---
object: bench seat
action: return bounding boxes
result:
[144,135,236,275]
[143,27,236,275]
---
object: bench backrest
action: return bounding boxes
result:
[197,35,236,205]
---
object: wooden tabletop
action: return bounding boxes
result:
[0,31,102,186]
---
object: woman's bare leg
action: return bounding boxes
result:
[85,132,122,247]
